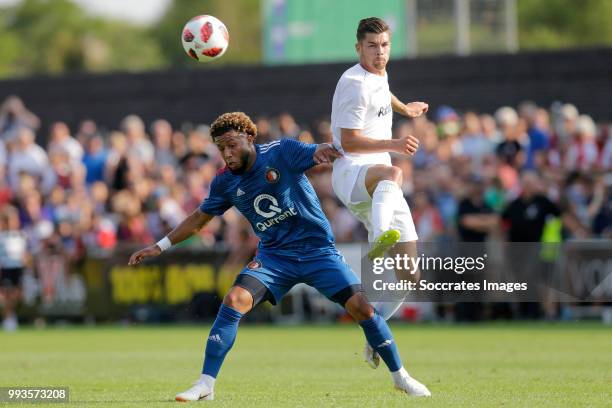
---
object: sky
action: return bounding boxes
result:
[0,0,172,25]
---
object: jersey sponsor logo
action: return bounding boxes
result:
[237,188,245,196]
[247,260,262,269]
[253,193,297,231]
[377,104,392,117]
[265,168,280,183]
[254,194,282,218]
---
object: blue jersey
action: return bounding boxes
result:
[200,139,335,255]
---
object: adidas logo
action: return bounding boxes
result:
[237,188,245,196]
[208,334,222,344]
[377,339,394,348]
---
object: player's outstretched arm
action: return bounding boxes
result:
[128,209,213,265]
[341,128,420,156]
[391,93,428,118]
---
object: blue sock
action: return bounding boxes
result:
[359,312,402,372]
[202,304,243,378]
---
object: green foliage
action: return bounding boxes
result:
[0,0,164,78]
[518,0,612,49]
[83,19,165,73]
[6,0,87,74]
[0,29,21,77]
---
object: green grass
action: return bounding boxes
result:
[1,323,610,407]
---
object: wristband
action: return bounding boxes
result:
[156,236,172,251]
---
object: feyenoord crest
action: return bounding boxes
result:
[265,168,280,183]
[247,260,262,270]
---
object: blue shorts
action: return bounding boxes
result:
[235,247,362,306]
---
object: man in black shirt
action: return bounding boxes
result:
[502,172,560,318]
[502,172,560,241]
[457,176,498,242]
[455,176,499,321]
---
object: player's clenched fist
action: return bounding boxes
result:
[393,135,419,155]
[128,245,162,266]
[313,143,342,164]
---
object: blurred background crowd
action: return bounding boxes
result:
[0,93,610,329]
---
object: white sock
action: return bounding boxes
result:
[370,264,407,320]
[391,366,409,383]
[199,374,216,389]
[371,180,402,239]
[371,300,405,320]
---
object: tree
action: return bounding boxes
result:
[0,0,165,78]
[518,0,612,49]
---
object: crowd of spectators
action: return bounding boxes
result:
[0,95,610,328]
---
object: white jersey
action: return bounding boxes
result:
[331,63,393,166]
[0,231,27,269]
[330,64,418,242]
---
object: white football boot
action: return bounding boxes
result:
[175,381,214,402]
[363,342,380,369]
[393,369,431,397]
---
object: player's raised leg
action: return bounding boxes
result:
[367,220,420,367]
[344,293,431,397]
[175,286,253,402]
[365,164,404,260]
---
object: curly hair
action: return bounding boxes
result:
[210,112,257,139]
[356,17,389,41]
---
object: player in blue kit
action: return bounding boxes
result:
[128,112,431,401]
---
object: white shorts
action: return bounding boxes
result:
[331,158,418,243]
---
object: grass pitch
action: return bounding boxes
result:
[1,322,610,407]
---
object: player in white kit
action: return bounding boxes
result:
[330,17,428,369]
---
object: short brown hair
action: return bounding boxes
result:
[356,17,390,41]
[210,112,257,139]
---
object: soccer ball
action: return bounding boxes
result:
[181,15,229,62]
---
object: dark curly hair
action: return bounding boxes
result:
[356,17,389,41]
[210,112,257,139]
